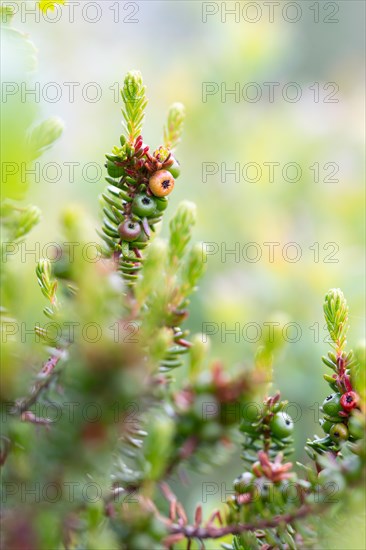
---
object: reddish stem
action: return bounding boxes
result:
[167,504,315,541]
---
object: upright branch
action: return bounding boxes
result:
[36,259,59,310]
[99,71,186,290]
[307,289,362,457]
[323,288,349,354]
[164,102,186,150]
[121,70,148,144]
[155,290,365,550]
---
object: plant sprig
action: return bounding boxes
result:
[121,70,148,143]
[36,258,59,315]
[323,288,349,352]
[164,102,185,150]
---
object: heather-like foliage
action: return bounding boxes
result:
[1,6,365,550]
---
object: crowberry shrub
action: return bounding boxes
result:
[1,6,365,550]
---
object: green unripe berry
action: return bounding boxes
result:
[322,393,342,416]
[118,220,141,242]
[329,423,349,443]
[166,157,181,179]
[106,160,125,178]
[155,197,168,212]
[348,416,364,440]
[131,194,157,218]
[269,412,294,439]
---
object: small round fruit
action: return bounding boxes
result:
[348,416,364,440]
[322,393,342,416]
[329,423,349,442]
[118,220,141,242]
[155,197,168,212]
[106,160,125,178]
[166,157,181,179]
[320,419,333,434]
[269,412,294,439]
[340,391,359,412]
[131,194,157,218]
[149,170,175,197]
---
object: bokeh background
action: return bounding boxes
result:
[2,1,365,548]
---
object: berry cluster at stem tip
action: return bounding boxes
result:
[98,71,185,287]
[307,288,363,455]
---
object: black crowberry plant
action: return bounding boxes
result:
[99,71,185,288]
[1,8,365,549]
[306,289,364,454]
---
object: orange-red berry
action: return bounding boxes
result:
[148,170,175,197]
[340,391,359,411]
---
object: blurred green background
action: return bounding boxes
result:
[2,1,365,548]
